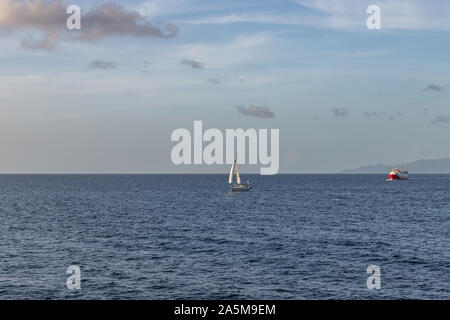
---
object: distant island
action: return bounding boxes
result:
[341,158,450,174]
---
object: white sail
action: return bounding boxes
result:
[236,162,241,185]
[228,162,235,184]
[228,157,251,191]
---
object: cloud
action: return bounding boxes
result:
[331,107,350,118]
[137,0,189,19]
[141,60,151,72]
[431,114,450,124]
[0,0,178,50]
[185,13,308,25]
[88,60,118,70]
[180,59,206,69]
[177,33,271,69]
[21,32,60,50]
[362,111,388,118]
[297,0,450,30]
[186,0,450,31]
[76,3,178,42]
[423,84,446,92]
[362,111,380,118]
[235,105,275,118]
[206,78,220,84]
[0,0,67,32]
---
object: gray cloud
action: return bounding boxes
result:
[389,112,405,121]
[88,60,118,70]
[0,0,178,51]
[77,3,178,42]
[141,60,151,72]
[235,105,275,118]
[431,114,450,125]
[206,78,220,85]
[362,111,381,118]
[180,59,206,69]
[423,84,446,92]
[331,107,350,118]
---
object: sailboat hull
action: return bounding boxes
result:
[230,184,252,192]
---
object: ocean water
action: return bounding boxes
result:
[0,174,449,300]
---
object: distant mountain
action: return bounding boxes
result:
[341,158,450,174]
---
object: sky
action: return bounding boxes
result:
[1,0,450,173]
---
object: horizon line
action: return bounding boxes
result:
[0,172,447,175]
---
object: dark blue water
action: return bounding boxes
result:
[0,174,449,299]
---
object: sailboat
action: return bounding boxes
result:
[228,159,251,192]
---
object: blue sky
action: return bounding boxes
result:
[1,0,450,173]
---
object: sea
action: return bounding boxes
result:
[0,174,449,299]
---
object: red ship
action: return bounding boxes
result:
[388,163,408,180]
